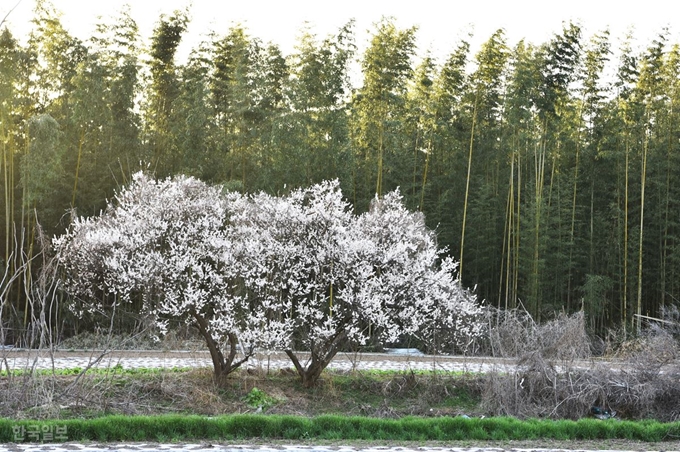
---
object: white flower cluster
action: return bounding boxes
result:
[54,173,483,372]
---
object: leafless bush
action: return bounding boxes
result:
[1,224,60,417]
[482,306,680,421]
[483,307,595,419]
[57,324,201,352]
[488,308,591,361]
[0,222,158,418]
[381,370,419,396]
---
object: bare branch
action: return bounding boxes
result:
[0,0,23,29]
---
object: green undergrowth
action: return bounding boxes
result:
[1,366,483,420]
[0,365,191,377]
[337,368,474,377]
[1,366,463,378]
[2,414,679,443]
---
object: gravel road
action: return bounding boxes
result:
[1,350,518,373]
[2,349,616,374]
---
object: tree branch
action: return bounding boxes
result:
[225,332,253,373]
[0,0,23,29]
[285,349,305,376]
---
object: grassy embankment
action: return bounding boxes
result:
[2,366,680,444]
[2,413,680,443]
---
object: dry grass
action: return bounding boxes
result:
[0,365,485,420]
[482,308,680,421]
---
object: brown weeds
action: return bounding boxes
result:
[482,308,680,421]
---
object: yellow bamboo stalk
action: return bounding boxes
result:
[636,114,650,334]
[71,129,85,207]
[513,145,522,306]
[459,90,479,279]
[623,129,629,334]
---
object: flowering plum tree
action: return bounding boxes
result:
[356,191,484,352]
[227,181,363,386]
[55,173,483,386]
[53,173,288,380]
[353,191,484,354]
[233,181,483,386]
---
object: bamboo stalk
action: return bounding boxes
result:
[623,128,629,334]
[71,129,85,207]
[636,112,650,334]
[460,89,479,279]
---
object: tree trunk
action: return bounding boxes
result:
[285,330,348,388]
[285,350,328,388]
[190,309,251,383]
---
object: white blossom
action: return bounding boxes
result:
[54,173,484,381]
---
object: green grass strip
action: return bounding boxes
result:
[2,415,680,443]
[0,367,471,378]
[0,366,192,377]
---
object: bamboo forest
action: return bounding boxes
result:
[2,1,680,338]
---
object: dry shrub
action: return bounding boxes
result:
[612,324,680,420]
[0,372,58,419]
[381,370,419,396]
[488,309,591,361]
[57,324,204,352]
[482,307,680,421]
